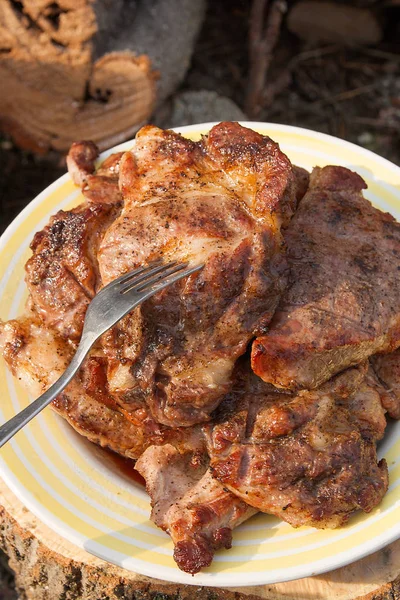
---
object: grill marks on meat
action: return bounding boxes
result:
[0,317,200,459]
[0,313,393,571]
[135,444,256,574]
[205,364,388,529]
[98,123,296,427]
[252,165,400,391]
[26,144,122,340]
[0,315,256,575]
[26,203,118,340]
[0,317,147,457]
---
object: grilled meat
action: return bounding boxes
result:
[0,316,201,459]
[25,143,122,340]
[205,363,389,528]
[0,314,256,575]
[136,443,256,574]
[25,202,119,340]
[292,165,310,205]
[66,141,99,186]
[98,122,297,427]
[252,165,400,390]
[82,151,124,206]
[67,141,123,205]
[2,125,400,575]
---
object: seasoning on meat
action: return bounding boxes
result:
[252,165,400,390]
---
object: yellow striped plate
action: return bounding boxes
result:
[1,122,400,587]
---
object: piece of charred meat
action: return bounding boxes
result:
[205,363,389,529]
[136,443,257,574]
[252,165,400,391]
[82,151,125,206]
[67,141,123,205]
[98,122,297,427]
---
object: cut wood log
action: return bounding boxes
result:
[0,0,205,153]
[0,479,399,600]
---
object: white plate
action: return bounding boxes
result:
[1,122,400,588]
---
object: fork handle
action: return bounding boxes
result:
[0,334,96,449]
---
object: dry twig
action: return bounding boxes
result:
[245,0,287,117]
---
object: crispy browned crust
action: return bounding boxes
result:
[2,126,399,576]
[99,122,296,427]
[205,364,389,528]
[204,122,298,227]
[25,202,119,340]
[0,316,201,460]
[66,141,99,187]
[25,144,123,340]
[136,444,256,574]
[252,165,400,390]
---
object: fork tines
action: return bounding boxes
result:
[118,261,203,297]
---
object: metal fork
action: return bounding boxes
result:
[0,261,203,448]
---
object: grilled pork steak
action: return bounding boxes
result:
[252,165,400,390]
[0,316,202,459]
[98,122,297,427]
[25,143,122,340]
[26,203,118,340]
[136,444,256,574]
[205,363,389,528]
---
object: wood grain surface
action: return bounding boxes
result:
[0,479,399,600]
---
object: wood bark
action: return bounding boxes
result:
[1,479,400,600]
[0,0,205,152]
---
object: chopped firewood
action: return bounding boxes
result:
[0,0,205,152]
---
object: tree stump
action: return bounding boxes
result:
[0,0,205,153]
[1,479,399,600]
